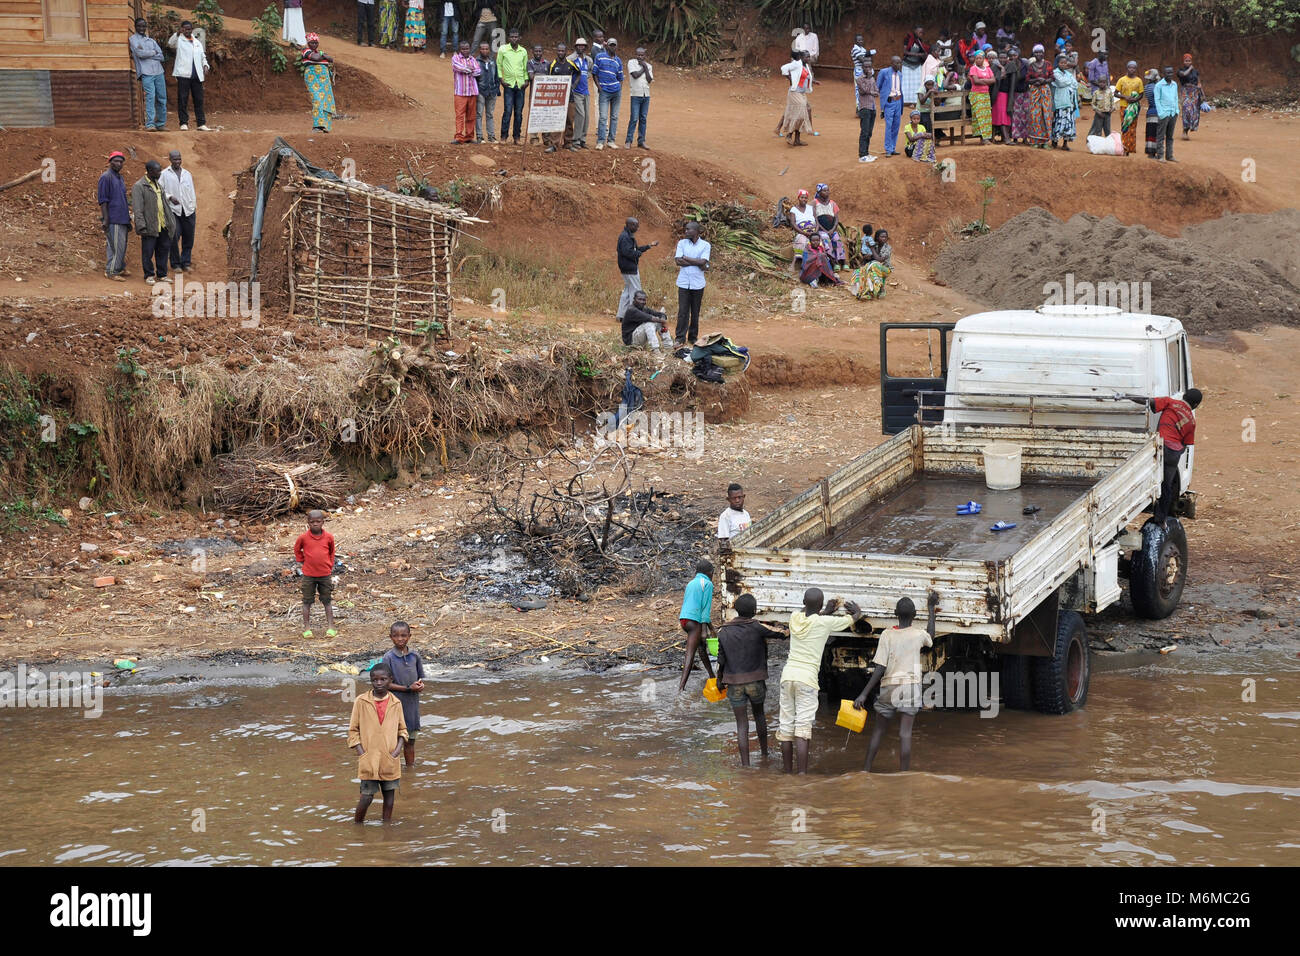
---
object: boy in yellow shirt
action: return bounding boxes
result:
[348,662,408,823]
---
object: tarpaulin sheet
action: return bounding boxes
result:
[248,137,342,281]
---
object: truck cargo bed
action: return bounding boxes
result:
[812,476,1097,561]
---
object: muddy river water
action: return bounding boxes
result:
[1,657,1297,866]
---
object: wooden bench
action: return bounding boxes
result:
[924,89,971,145]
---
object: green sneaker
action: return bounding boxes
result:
[302,629,313,638]
[325,628,338,638]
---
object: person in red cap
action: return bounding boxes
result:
[1124,389,1203,525]
[97,152,131,281]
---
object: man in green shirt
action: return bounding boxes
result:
[497,28,528,145]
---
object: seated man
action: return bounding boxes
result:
[620,289,668,350]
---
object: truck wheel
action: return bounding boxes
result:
[1030,610,1090,714]
[999,654,1033,710]
[1129,518,1188,620]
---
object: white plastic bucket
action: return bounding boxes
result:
[982,443,1022,490]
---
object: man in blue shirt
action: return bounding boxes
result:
[677,558,715,691]
[1153,65,1180,162]
[97,151,131,281]
[673,220,711,346]
[474,40,499,143]
[566,38,594,148]
[594,37,623,149]
[876,55,904,157]
[129,18,167,131]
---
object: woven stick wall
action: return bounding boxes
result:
[286,174,480,342]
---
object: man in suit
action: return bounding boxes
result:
[876,55,905,156]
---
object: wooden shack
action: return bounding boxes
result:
[0,0,138,127]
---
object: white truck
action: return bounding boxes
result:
[720,306,1197,713]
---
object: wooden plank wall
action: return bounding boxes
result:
[0,0,132,71]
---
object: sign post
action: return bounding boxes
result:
[523,74,572,169]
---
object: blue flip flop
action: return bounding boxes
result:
[990,521,1017,532]
[956,500,982,515]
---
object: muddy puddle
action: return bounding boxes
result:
[1,657,1297,866]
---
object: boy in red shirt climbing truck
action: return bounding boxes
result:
[1123,389,1202,526]
[294,509,337,638]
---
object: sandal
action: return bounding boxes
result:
[325,628,338,638]
[302,629,313,638]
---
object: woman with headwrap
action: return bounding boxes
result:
[1024,44,1054,147]
[1143,68,1160,157]
[813,184,846,272]
[787,189,818,272]
[968,50,995,144]
[301,34,336,132]
[1051,53,1078,149]
[1115,61,1144,155]
[1000,45,1024,143]
[1178,54,1204,139]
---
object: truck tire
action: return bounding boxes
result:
[1129,518,1188,620]
[1030,610,1090,714]
[999,654,1033,710]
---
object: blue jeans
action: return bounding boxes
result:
[625,95,649,144]
[141,73,167,128]
[597,88,621,144]
[439,14,458,53]
[882,98,903,155]
[500,85,525,140]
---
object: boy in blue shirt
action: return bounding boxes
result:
[677,558,715,691]
[380,620,425,766]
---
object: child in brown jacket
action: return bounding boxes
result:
[348,662,408,823]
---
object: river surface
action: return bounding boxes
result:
[1,657,1297,866]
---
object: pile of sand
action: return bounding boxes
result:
[1182,209,1300,287]
[935,208,1300,334]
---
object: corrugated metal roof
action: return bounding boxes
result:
[0,70,54,127]
[50,70,135,127]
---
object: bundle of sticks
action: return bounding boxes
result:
[212,446,349,519]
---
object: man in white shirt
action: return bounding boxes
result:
[437,0,457,57]
[853,592,939,772]
[624,46,654,148]
[673,220,710,346]
[159,149,197,271]
[717,483,751,544]
[168,21,211,131]
[793,23,819,63]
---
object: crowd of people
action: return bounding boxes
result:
[780,21,1208,162]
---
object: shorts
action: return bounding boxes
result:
[873,682,922,719]
[301,574,333,604]
[726,679,766,708]
[777,680,819,741]
[360,778,399,795]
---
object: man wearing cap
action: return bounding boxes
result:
[129,18,167,132]
[566,38,594,149]
[131,159,177,285]
[168,20,211,131]
[97,152,131,281]
[593,37,623,149]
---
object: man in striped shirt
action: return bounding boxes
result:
[450,39,481,144]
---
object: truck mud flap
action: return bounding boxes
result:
[1000,590,1059,658]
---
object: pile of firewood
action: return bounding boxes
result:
[212,445,348,519]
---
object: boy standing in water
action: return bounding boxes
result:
[854,592,938,772]
[348,662,408,823]
[716,593,787,767]
[381,621,425,766]
[294,509,336,638]
[779,588,863,774]
[677,558,715,691]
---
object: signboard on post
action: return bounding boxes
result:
[527,75,572,134]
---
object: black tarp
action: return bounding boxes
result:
[247,137,342,281]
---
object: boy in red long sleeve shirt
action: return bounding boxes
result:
[294,509,337,637]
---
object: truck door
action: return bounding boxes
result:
[1169,333,1194,492]
[879,323,955,435]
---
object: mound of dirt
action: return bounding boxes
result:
[1182,209,1300,286]
[934,207,1300,334]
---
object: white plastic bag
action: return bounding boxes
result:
[1087,133,1121,155]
